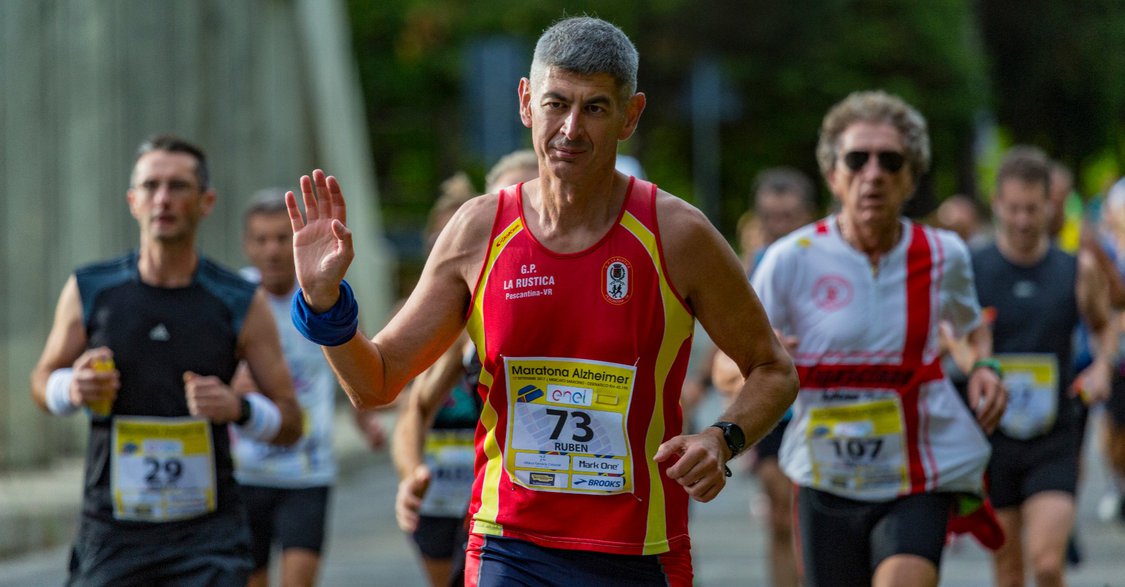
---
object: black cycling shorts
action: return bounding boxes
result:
[795,487,952,587]
[752,418,788,464]
[988,431,1078,510]
[240,484,331,570]
[1109,370,1125,427]
[67,510,252,586]
[413,514,468,560]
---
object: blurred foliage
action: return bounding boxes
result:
[347,0,1124,245]
[641,0,989,227]
[977,0,1125,196]
[347,2,672,228]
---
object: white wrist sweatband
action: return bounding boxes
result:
[237,391,282,442]
[46,368,80,416]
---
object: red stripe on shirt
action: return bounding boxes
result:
[903,224,933,492]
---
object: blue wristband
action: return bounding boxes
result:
[291,280,359,346]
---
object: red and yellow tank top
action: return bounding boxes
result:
[465,178,695,555]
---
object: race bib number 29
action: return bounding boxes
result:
[504,357,636,494]
[111,416,217,522]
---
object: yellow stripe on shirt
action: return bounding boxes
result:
[620,211,695,553]
[467,217,522,532]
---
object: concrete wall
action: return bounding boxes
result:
[0,0,393,468]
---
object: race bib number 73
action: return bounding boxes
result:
[504,357,636,494]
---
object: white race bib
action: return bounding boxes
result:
[503,357,636,495]
[419,429,476,517]
[111,416,217,521]
[997,354,1059,439]
[806,397,909,494]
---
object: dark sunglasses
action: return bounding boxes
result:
[842,150,906,173]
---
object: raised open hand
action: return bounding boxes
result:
[287,169,355,311]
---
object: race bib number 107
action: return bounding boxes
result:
[807,398,909,494]
[504,357,636,495]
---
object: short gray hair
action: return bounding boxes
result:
[816,90,930,183]
[530,16,639,98]
[996,145,1050,196]
[752,167,817,214]
[243,188,289,229]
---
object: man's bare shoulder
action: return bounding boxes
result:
[430,192,500,284]
[651,188,745,307]
[442,193,499,249]
[653,189,716,249]
[238,290,281,348]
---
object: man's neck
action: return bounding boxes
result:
[997,233,1049,266]
[524,171,627,252]
[137,241,199,288]
[262,278,297,299]
[836,213,902,271]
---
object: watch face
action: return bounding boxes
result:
[714,422,745,454]
[727,423,746,451]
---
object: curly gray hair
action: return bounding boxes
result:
[816,90,930,183]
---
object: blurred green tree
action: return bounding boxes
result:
[353,1,1107,244]
[977,0,1125,195]
[635,0,989,230]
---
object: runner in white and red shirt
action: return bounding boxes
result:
[751,90,1007,587]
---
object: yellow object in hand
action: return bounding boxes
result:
[89,357,115,417]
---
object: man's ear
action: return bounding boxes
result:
[824,165,842,203]
[904,175,918,202]
[617,92,646,141]
[199,189,218,217]
[126,189,140,220]
[518,77,533,129]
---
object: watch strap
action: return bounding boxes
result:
[235,397,252,426]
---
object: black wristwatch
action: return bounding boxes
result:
[235,397,252,426]
[709,421,746,477]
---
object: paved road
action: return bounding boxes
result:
[3,407,1124,586]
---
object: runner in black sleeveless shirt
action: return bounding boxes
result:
[971,146,1116,587]
[31,135,302,586]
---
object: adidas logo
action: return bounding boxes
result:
[149,323,171,341]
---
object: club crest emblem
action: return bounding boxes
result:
[602,256,632,305]
[812,274,853,311]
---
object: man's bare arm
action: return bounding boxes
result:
[963,323,1005,433]
[288,171,495,409]
[391,336,467,479]
[30,276,118,412]
[668,200,798,450]
[1075,248,1118,403]
[235,291,302,445]
[1081,225,1125,308]
[390,336,468,533]
[654,193,798,503]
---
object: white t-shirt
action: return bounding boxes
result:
[232,270,338,488]
[752,216,990,501]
